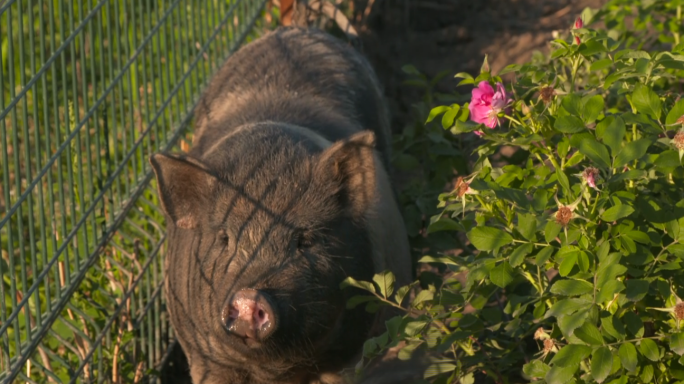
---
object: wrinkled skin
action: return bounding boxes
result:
[150,27,412,384]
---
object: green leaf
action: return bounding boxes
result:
[601,116,626,156]
[427,217,460,234]
[523,360,551,378]
[672,333,684,356]
[601,205,635,222]
[582,95,604,124]
[340,276,376,293]
[404,320,428,337]
[536,246,556,266]
[426,106,450,123]
[373,271,396,299]
[618,342,638,372]
[545,298,592,319]
[394,285,410,305]
[551,344,592,367]
[545,364,579,384]
[632,83,662,120]
[625,279,650,302]
[558,251,578,277]
[555,115,586,133]
[591,347,613,383]
[490,261,515,288]
[575,321,604,345]
[411,290,434,307]
[557,168,571,194]
[441,106,460,129]
[467,226,513,251]
[666,99,684,127]
[518,213,537,242]
[614,138,652,168]
[639,339,660,362]
[550,279,594,296]
[559,308,590,337]
[590,58,613,71]
[579,138,611,169]
[596,279,625,303]
[562,94,583,116]
[545,221,562,243]
[510,243,533,268]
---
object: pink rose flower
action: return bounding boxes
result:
[469,81,512,130]
[582,167,599,189]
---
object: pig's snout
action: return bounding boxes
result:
[222,289,277,341]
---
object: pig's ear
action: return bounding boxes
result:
[317,131,377,217]
[149,153,217,229]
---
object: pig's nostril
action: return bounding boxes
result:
[254,307,269,328]
[228,307,239,320]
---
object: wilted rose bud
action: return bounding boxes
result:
[582,167,600,189]
[574,17,583,29]
[534,327,550,340]
[555,206,573,226]
[540,86,555,104]
[543,339,555,353]
[673,129,684,150]
[675,302,684,320]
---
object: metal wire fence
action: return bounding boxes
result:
[0,0,270,382]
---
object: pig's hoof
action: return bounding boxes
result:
[222,289,277,342]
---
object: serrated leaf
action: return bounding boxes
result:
[426,106,450,123]
[545,364,579,384]
[591,347,613,383]
[373,271,396,299]
[550,279,594,296]
[579,138,611,169]
[625,279,649,302]
[582,95,604,124]
[559,252,579,277]
[632,83,662,120]
[590,58,613,71]
[555,115,586,133]
[490,262,515,288]
[394,285,410,305]
[442,106,460,130]
[510,243,533,268]
[601,116,626,156]
[523,360,551,378]
[672,333,684,356]
[618,342,638,372]
[467,226,513,251]
[601,205,635,222]
[551,344,592,367]
[614,138,652,168]
[596,279,625,303]
[545,221,562,243]
[666,99,684,127]
[341,276,377,293]
[557,168,570,194]
[562,94,582,117]
[639,339,659,361]
[536,246,555,266]
[518,213,537,242]
[404,320,428,337]
[559,308,590,337]
[545,298,592,319]
[427,217,460,234]
[575,321,604,345]
[411,290,434,307]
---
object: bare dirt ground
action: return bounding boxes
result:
[352,0,609,133]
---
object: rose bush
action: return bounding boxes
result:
[344,1,684,383]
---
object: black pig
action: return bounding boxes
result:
[150,27,412,384]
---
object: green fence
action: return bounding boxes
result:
[0,1,270,382]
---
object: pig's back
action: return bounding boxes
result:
[190,27,392,169]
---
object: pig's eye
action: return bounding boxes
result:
[217,231,230,247]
